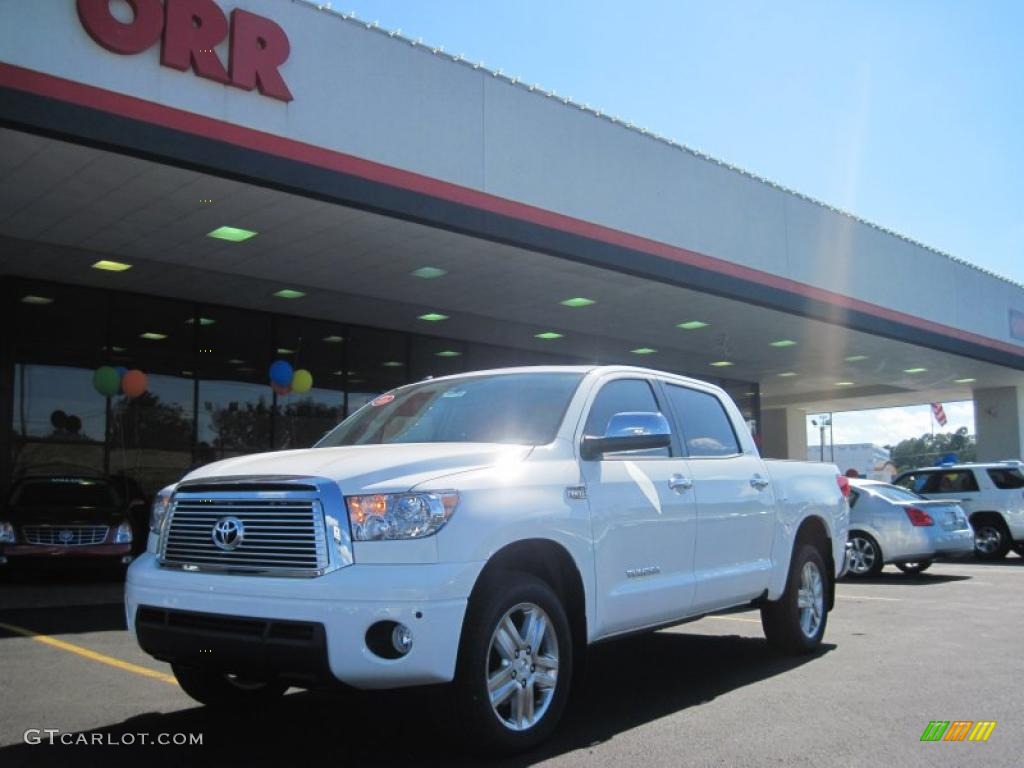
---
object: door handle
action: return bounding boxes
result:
[668,474,693,493]
[750,474,770,491]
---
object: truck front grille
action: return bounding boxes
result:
[23,525,109,546]
[160,489,329,576]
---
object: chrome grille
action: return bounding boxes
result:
[23,525,110,546]
[160,490,329,576]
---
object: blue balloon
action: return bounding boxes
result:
[115,366,127,378]
[269,359,294,386]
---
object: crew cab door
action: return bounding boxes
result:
[661,383,776,611]
[580,377,698,637]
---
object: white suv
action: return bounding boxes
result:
[893,462,1024,560]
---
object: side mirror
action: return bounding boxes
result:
[581,412,672,460]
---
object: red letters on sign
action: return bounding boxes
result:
[75,0,293,102]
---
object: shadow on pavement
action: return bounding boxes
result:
[840,570,970,586]
[0,603,126,639]
[0,630,831,767]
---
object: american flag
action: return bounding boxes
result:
[931,402,948,427]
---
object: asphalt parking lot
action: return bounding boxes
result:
[1,558,1021,767]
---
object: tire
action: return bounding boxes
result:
[846,532,883,577]
[761,543,829,654]
[171,664,288,708]
[1013,544,1024,558]
[454,571,573,755]
[895,560,932,575]
[972,518,1011,561]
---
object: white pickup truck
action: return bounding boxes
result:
[128,366,850,752]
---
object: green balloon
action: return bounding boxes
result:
[93,366,120,397]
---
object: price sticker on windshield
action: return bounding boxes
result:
[371,394,395,406]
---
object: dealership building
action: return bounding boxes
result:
[1,0,1023,496]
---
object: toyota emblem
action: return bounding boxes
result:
[211,516,245,551]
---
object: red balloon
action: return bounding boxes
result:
[122,369,148,398]
[272,383,291,396]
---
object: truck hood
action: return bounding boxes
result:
[181,443,534,493]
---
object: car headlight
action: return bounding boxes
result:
[149,485,176,535]
[346,491,458,541]
[0,521,15,544]
[113,520,133,544]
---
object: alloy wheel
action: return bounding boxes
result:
[796,561,824,639]
[848,536,876,575]
[486,602,560,732]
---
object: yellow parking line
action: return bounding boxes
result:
[0,621,177,686]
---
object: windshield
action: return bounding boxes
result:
[11,478,118,508]
[870,484,925,503]
[317,372,583,447]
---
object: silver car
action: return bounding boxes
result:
[845,479,974,577]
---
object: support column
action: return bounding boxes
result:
[760,407,808,460]
[973,386,1024,462]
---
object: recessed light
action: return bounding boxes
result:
[678,321,708,330]
[349,378,365,385]
[332,370,344,376]
[410,266,447,279]
[903,367,927,374]
[845,355,868,362]
[710,361,733,367]
[227,358,246,365]
[560,297,595,308]
[323,335,344,343]
[382,361,404,368]
[20,295,53,305]
[770,339,797,348]
[631,348,657,355]
[101,345,127,353]
[418,313,449,322]
[92,259,132,272]
[185,317,216,326]
[435,350,461,357]
[207,226,258,242]
[277,347,295,354]
[273,289,305,299]
[954,377,976,384]
[535,331,564,340]
[835,381,855,387]
[139,332,167,340]
[181,370,193,376]
[777,371,798,377]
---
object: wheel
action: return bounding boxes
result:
[895,560,932,575]
[846,532,883,577]
[761,543,829,654]
[973,519,1011,560]
[171,664,288,707]
[454,571,573,755]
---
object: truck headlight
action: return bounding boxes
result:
[0,521,15,544]
[113,520,133,544]
[149,485,176,535]
[346,491,458,541]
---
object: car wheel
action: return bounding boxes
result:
[454,571,573,755]
[973,519,1011,560]
[895,560,932,575]
[171,664,288,707]
[1013,543,1024,558]
[761,543,829,654]
[846,532,883,577]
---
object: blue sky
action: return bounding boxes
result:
[335,0,1023,283]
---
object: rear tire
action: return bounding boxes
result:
[972,517,1011,561]
[1013,543,1024,558]
[171,664,288,707]
[846,532,883,577]
[895,560,932,575]
[761,544,829,654]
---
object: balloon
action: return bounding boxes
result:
[122,369,148,398]
[291,369,313,394]
[115,366,127,378]
[93,366,120,397]
[272,383,291,396]
[50,410,68,430]
[269,359,294,386]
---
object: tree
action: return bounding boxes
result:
[886,427,976,471]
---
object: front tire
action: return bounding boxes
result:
[895,560,932,575]
[454,572,573,755]
[761,544,829,654]
[846,532,883,577]
[171,664,288,707]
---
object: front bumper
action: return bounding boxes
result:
[0,542,132,565]
[126,553,482,689]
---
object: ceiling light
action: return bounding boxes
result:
[323,335,344,343]
[332,370,344,376]
[631,348,657,355]
[410,266,447,279]
[20,295,53,305]
[227,358,246,365]
[560,297,595,308]
[382,361,404,368]
[770,339,797,348]
[903,368,927,374]
[777,371,798,377]
[139,332,167,340]
[185,317,216,326]
[954,377,976,384]
[273,289,306,299]
[277,348,295,354]
[207,226,258,242]
[181,370,193,376]
[710,361,733,367]
[835,381,855,387]
[349,378,365,385]
[535,332,564,340]
[418,313,449,322]
[678,321,708,330]
[845,355,868,362]
[435,350,461,357]
[92,259,132,272]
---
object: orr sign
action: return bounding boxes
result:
[76,0,293,102]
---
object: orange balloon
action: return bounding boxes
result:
[122,369,148,398]
[272,383,291,396]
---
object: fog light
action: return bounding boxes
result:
[0,556,7,565]
[391,623,413,655]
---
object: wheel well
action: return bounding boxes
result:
[795,516,834,608]
[470,539,587,652]
[970,511,1008,531]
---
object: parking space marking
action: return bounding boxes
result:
[0,621,177,686]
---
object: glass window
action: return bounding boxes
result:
[848,488,861,509]
[583,378,669,458]
[664,385,740,457]
[318,372,581,446]
[273,317,345,449]
[346,327,409,413]
[915,471,979,494]
[198,380,272,461]
[11,477,117,508]
[410,336,466,381]
[988,468,1024,489]
[870,484,925,503]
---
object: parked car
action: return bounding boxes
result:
[127,366,849,753]
[892,462,1024,560]
[845,479,973,577]
[0,475,140,572]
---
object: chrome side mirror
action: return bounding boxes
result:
[581,411,672,460]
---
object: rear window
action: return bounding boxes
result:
[869,485,924,503]
[663,384,740,457]
[11,478,118,508]
[988,468,1024,490]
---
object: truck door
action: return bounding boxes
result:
[580,377,698,637]
[661,383,776,611]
